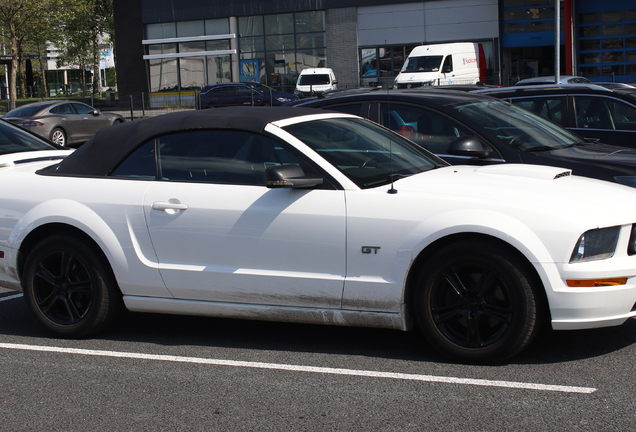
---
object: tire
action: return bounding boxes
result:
[414,240,542,364]
[113,119,124,125]
[22,234,123,338]
[50,127,66,147]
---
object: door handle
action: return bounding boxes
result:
[152,201,188,211]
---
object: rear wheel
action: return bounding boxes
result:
[22,234,123,338]
[50,127,66,146]
[414,240,542,363]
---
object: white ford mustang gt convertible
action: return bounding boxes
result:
[1,106,636,363]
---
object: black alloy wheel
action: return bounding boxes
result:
[415,239,542,363]
[22,234,123,338]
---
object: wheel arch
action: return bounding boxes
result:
[50,125,66,137]
[403,232,550,329]
[11,200,128,286]
[18,223,119,285]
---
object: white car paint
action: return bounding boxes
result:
[1,111,636,357]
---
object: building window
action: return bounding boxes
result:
[578,7,636,80]
[238,11,326,91]
[144,18,233,92]
[502,0,566,50]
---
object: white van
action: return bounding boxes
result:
[393,43,486,89]
[295,68,338,98]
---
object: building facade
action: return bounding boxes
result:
[113,0,636,102]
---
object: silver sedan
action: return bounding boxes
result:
[3,100,125,147]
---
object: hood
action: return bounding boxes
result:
[390,163,636,228]
[519,143,636,181]
[396,71,439,83]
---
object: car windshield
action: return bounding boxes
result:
[401,56,443,73]
[451,99,585,151]
[282,117,447,188]
[0,119,57,155]
[5,105,43,117]
[299,74,330,85]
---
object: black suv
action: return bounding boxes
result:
[474,84,636,148]
[296,89,636,187]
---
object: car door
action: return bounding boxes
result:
[72,102,110,140]
[142,129,347,308]
[49,103,84,144]
[572,95,636,147]
[236,85,260,105]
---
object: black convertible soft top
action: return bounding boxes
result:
[52,106,324,176]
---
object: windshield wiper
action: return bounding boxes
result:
[363,173,412,188]
[521,146,558,152]
[522,143,586,152]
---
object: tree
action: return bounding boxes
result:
[55,0,113,97]
[0,0,61,109]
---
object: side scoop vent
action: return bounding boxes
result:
[553,171,571,180]
[474,164,573,181]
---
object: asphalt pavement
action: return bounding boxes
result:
[1,286,635,431]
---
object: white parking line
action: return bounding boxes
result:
[0,342,596,394]
[0,293,23,302]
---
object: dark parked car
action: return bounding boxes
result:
[199,82,298,108]
[296,89,636,187]
[474,84,636,148]
[4,100,125,147]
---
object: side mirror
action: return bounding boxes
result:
[333,79,338,84]
[92,109,100,116]
[266,165,323,189]
[446,136,493,159]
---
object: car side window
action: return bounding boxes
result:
[110,140,157,179]
[574,96,615,130]
[379,103,473,154]
[156,130,302,186]
[50,103,76,115]
[575,97,636,131]
[442,55,453,73]
[236,86,253,95]
[72,103,96,115]
[610,100,636,130]
[509,97,565,125]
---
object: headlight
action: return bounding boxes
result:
[570,226,620,263]
[628,224,636,256]
[614,176,636,188]
[276,97,292,102]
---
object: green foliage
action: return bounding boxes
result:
[0,0,115,105]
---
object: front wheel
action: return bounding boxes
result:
[50,127,66,146]
[414,240,542,363]
[22,234,123,338]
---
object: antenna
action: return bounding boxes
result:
[385,40,397,194]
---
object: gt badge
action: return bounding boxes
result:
[362,246,381,254]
